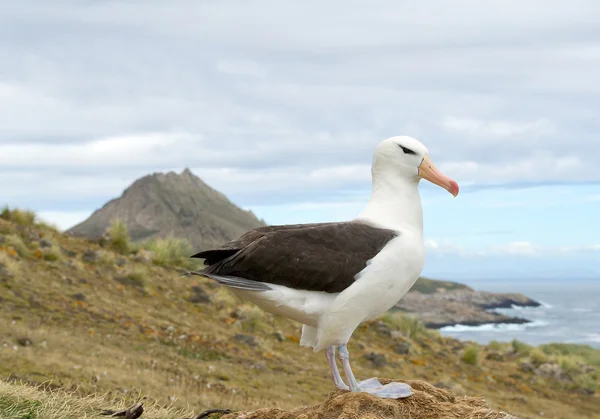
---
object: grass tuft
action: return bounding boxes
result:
[106,218,130,254]
[236,304,268,332]
[126,269,147,288]
[0,207,37,226]
[380,312,429,339]
[5,235,31,258]
[462,344,480,365]
[143,236,196,268]
[0,252,21,276]
[487,340,504,352]
[511,339,531,356]
[43,246,61,262]
[529,348,548,366]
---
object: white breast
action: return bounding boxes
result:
[312,232,425,351]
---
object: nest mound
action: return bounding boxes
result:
[221,379,517,419]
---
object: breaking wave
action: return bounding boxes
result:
[439,320,548,333]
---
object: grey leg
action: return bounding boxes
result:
[337,344,361,391]
[337,343,413,399]
[325,346,349,390]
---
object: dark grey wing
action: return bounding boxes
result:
[195,221,398,293]
[191,222,338,265]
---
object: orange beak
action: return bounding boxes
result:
[418,155,459,197]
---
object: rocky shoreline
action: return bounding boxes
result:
[395,288,541,329]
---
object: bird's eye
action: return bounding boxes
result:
[398,145,416,155]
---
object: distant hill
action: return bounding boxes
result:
[411,277,472,294]
[67,168,266,250]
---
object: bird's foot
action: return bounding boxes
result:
[357,377,384,389]
[335,382,350,391]
[357,378,413,399]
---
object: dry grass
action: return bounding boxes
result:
[4,235,30,258]
[0,378,195,419]
[0,252,21,277]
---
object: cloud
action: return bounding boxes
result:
[442,117,555,138]
[1,0,600,266]
[425,240,600,258]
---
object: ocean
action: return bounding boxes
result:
[437,278,600,349]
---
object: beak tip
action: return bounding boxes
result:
[450,181,459,197]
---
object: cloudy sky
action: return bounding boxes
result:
[2,1,599,281]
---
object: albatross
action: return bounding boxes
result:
[189,136,459,399]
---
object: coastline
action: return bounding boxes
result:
[395,288,541,330]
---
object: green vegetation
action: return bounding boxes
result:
[142,236,197,269]
[380,311,434,340]
[511,338,531,356]
[411,277,472,294]
[529,348,548,366]
[0,207,36,226]
[106,218,130,254]
[462,344,480,365]
[541,343,600,369]
[487,340,504,352]
[4,235,30,258]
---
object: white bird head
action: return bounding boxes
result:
[372,136,459,197]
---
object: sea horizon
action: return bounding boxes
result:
[433,276,600,349]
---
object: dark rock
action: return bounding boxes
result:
[82,250,99,263]
[39,239,52,248]
[274,331,285,342]
[0,265,12,278]
[61,247,77,257]
[390,330,405,339]
[511,396,528,404]
[71,293,86,301]
[393,341,411,355]
[519,361,535,374]
[233,334,257,348]
[16,337,33,347]
[363,352,388,368]
[486,352,505,362]
[187,285,210,304]
[535,363,572,382]
[373,321,391,337]
[575,387,595,396]
[133,249,155,264]
[115,257,127,267]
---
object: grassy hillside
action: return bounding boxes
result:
[1,208,599,418]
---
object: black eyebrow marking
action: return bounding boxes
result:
[398,145,416,155]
